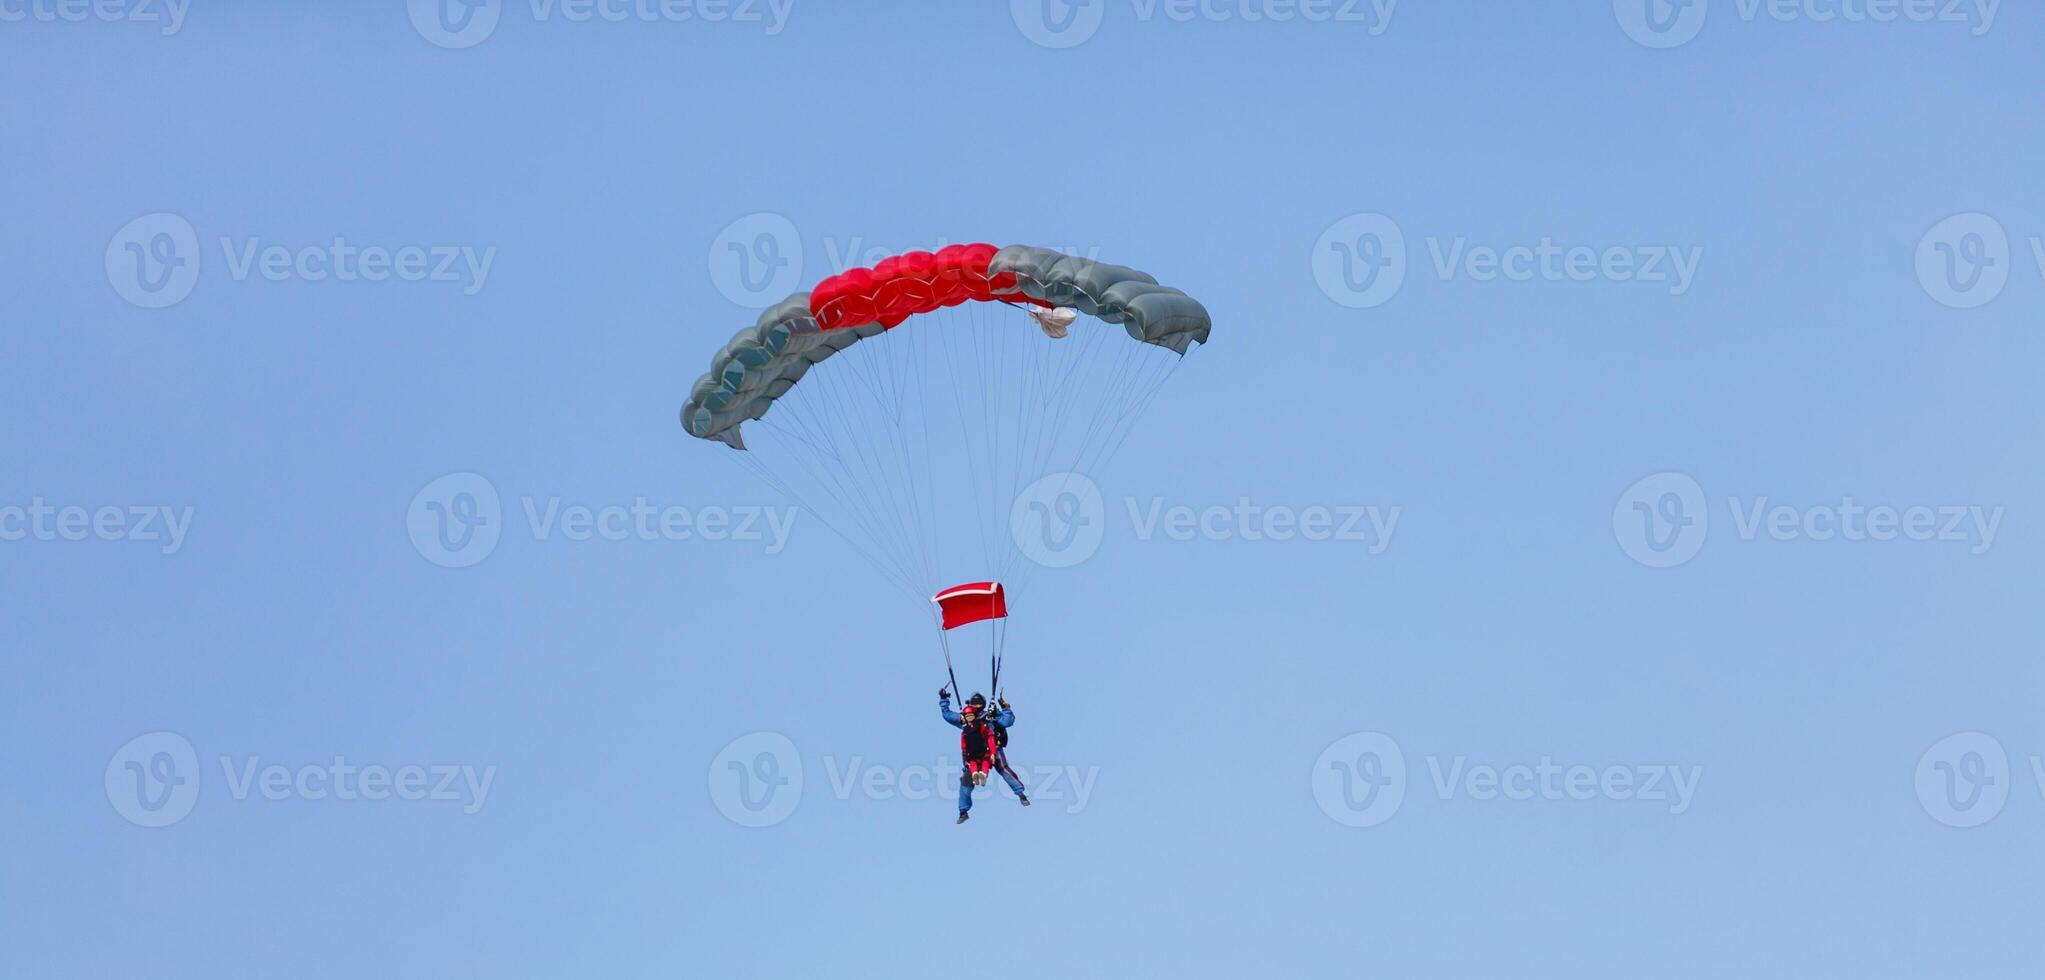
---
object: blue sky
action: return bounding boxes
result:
[4,2,2042,977]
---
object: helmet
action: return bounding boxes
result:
[967,693,987,708]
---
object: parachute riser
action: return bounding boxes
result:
[935,613,1007,705]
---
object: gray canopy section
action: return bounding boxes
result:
[680,246,1211,448]
[984,246,1211,355]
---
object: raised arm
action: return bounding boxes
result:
[938,689,963,727]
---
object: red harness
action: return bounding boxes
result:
[959,714,997,771]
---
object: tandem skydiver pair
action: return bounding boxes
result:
[939,689,1027,825]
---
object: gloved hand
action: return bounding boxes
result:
[998,697,1010,709]
[939,687,951,699]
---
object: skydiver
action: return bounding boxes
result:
[940,688,1028,824]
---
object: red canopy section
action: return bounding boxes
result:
[932,581,1008,630]
[809,243,1049,331]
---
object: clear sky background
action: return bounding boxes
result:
[4,2,2043,977]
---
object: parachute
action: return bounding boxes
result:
[682,244,1209,448]
[933,581,1008,630]
[681,242,1210,691]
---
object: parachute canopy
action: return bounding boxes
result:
[681,244,1211,449]
[933,581,1008,631]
